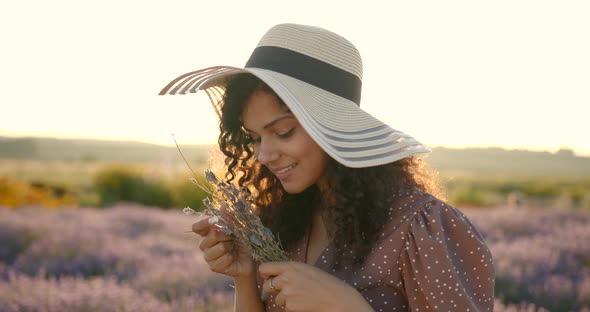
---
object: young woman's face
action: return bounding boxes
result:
[241,90,329,194]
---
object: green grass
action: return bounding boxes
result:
[439,171,590,209]
[0,160,208,207]
[2,159,590,210]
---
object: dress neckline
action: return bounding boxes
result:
[304,226,311,264]
[302,224,331,267]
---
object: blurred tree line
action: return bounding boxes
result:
[94,166,208,209]
[0,165,209,210]
[1,138,590,210]
[2,162,589,211]
[94,166,207,210]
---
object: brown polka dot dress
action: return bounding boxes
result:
[258,189,496,311]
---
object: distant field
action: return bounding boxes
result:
[1,159,589,209]
[3,137,590,209]
[438,172,590,209]
[0,159,200,189]
[2,136,590,177]
[0,159,209,207]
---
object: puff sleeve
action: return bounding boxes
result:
[397,198,495,311]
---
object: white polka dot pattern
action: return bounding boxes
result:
[256,189,495,311]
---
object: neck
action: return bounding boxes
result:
[305,212,330,264]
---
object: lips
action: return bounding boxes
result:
[272,163,297,180]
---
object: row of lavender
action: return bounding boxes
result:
[466,207,590,311]
[1,205,588,311]
[0,205,234,311]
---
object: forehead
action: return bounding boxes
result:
[241,91,294,129]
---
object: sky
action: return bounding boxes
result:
[1,1,588,156]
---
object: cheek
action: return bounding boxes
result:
[290,135,318,158]
[253,146,260,159]
[274,130,328,170]
[311,148,329,173]
[298,138,329,170]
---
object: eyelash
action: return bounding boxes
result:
[277,128,295,139]
[248,128,295,144]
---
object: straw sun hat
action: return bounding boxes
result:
[159,23,430,168]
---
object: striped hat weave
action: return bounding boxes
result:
[159,23,430,168]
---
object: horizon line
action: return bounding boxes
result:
[2,133,589,158]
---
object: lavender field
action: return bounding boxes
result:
[1,205,589,312]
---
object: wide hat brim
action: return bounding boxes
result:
[159,65,430,168]
[159,23,430,168]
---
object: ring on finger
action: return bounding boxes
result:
[269,277,275,291]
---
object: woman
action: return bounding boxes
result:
[160,23,495,312]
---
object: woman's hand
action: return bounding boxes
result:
[259,261,374,312]
[192,217,255,278]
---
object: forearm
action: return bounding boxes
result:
[234,273,264,312]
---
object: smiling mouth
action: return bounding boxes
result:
[274,163,297,175]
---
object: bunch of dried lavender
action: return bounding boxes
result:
[172,134,287,262]
[183,169,288,263]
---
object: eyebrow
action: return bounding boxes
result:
[243,115,295,132]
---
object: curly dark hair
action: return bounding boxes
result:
[217,73,442,267]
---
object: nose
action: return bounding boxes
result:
[255,139,279,165]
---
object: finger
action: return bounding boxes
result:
[262,276,281,294]
[259,261,295,280]
[203,241,233,262]
[192,217,213,236]
[274,291,286,309]
[199,229,233,251]
[210,253,233,273]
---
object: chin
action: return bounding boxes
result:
[282,186,305,194]
[280,182,308,194]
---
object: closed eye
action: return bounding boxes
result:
[244,127,294,144]
[277,128,295,139]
